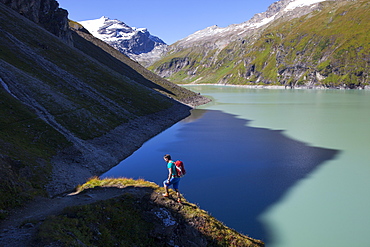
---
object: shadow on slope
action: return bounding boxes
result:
[71,30,174,97]
[71,28,205,103]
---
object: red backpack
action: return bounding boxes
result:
[174,160,186,177]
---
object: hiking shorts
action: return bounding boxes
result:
[163,177,180,190]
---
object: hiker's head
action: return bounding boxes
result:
[164,154,171,162]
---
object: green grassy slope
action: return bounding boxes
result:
[150,0,370,88]
[0,3,200,215]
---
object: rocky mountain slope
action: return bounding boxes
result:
[0,0,209,215]
[79,16,168,67]
[150,0,370,89]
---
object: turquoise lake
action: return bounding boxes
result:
[102,86,370,247]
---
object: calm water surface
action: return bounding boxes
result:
[102,86,370,247]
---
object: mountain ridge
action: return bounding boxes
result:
[79,16,168,67]
[169,0,328,51]
[150,0,369,89]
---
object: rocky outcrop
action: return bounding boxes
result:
[0,0,72,45]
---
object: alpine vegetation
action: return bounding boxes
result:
[150,0,370,89]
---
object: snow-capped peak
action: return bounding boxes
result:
[80,16,136,41]
[78,16,167,66]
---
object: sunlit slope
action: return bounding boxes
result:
[151,0,369,88]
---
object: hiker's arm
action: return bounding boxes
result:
[167,168,172,181]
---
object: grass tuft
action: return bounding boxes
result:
[72,177,159,195]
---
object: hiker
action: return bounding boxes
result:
[163,154,182,203]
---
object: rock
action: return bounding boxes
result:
[0,0,72,45]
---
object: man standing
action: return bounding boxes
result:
[163,154,181,203]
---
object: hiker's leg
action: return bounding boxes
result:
[164,186,169,196]
[175,189,181,198]
[163,179,170,196]
[172,178,181,202]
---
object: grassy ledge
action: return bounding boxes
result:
[35,177,264,247]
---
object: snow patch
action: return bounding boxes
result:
[79,16,107,36]
[284,0,327,11]
[249,13,278,29]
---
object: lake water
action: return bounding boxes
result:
[102,86,370,247]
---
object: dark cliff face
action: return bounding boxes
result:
[0,0,72,45]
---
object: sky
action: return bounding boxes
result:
[57,0,278,45]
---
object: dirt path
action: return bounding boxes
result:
[0,187,138,246]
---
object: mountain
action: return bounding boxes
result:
[172,0,327,50]
[150,0,370,89]
[0,0,209,214]
[79,16,168,67]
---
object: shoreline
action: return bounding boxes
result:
[180,83,370,90]
[47,101,194,196]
